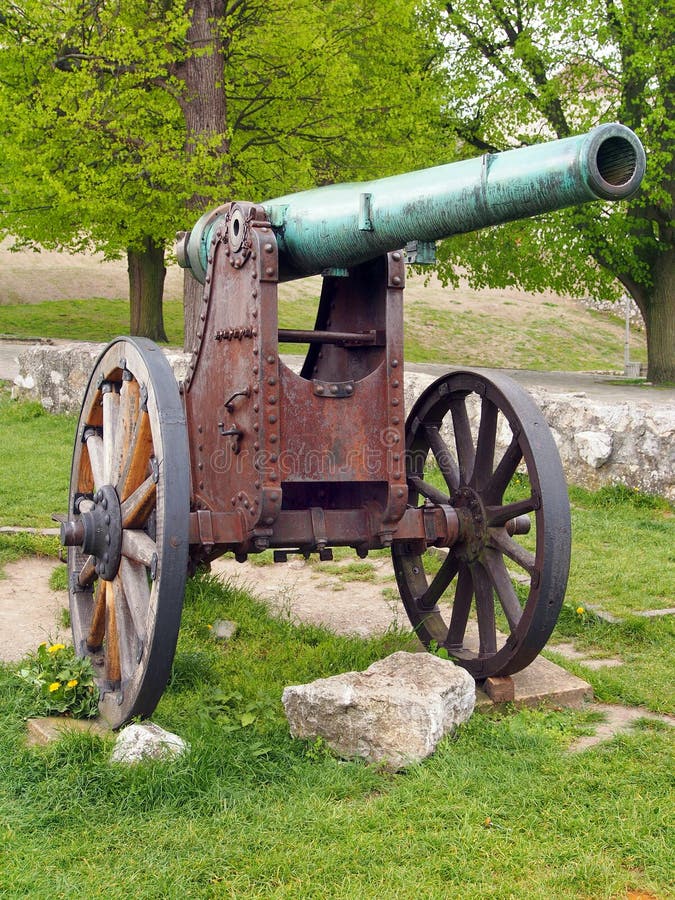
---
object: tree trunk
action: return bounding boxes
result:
[183,268,203,353]
[173,0,229,350]
[128,237,168,342]
[645,246,675,383]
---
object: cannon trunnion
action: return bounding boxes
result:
[59,125,645,726]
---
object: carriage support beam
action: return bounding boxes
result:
[188,504,462,553]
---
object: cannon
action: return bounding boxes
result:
[59,124,645,726]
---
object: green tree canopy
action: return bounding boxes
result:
[427,0,673,382]
[0,0,443,341]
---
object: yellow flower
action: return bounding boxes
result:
[48,682,61,692]
[576,606,585,615]
[47,643,65,654]
[66,679,78,689]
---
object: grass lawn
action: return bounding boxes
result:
[0,379,672,897]
[1,573,674,899]
[0,277,647,371]
[0,391,75,529]
[0,297,185,345]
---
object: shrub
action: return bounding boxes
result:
[17,642,99,719]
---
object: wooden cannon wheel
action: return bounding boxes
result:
[62,337,189,728]
[392,369,571,679]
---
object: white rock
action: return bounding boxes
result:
[573,430,613,468]
[13,373,35,390]
[110,722,189,764]
[212,619,238,640]
[282,651,475,771]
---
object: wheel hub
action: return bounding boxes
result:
[60,484,123,581]
[452,486,487,562]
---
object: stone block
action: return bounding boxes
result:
[26,716,111,746]
[282,651,475,771]
[111,722,189,764]
[483,675,515,703]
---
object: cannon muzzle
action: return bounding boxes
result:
[178,123,645,283]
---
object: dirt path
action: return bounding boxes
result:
[2,553,672,750]
[0,553,409,664]
[0,558,69,661]
[211,555,409,638]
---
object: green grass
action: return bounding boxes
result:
[566,485,674,616]
[0,288,646,370]
[403,302,646,370]
[0,389,75,528]
[0,395,672,897]
[0,298,185,345]
[0,572,673,899]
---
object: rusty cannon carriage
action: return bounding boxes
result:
[58,124,645,727]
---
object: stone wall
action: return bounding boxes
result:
[14,342,674,501]
[403,372,674,502]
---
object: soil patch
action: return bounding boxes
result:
[0,558,69,661]
[2,554,671,751]
[211,555,410,638]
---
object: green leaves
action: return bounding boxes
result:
[0,0,443,254]
[432,0,674,379]
[17,642,100,719]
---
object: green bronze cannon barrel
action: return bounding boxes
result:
[178,123,645,283]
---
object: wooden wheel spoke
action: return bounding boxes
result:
[105,582,121,684]
[85,432,105,490]
[488,528,536,575]
[417,552,459,611]
[408,474,450,506]
[121,529,157,568]
[102,389,120,484]
[485,436,522,504]
[111,575,138,682]
[483,548,523,632]
[76,453,94,495]
[424,425,460,493]
[120,474,156,529]
[111,377,141,486]
[450,398,475,485]
[472,397,498,490]
[86,580,107,651]
[117,409,153,502]
[486,496,538,528]
[472,562,497,656]
[119,557,150,642]
[446,564,474,646]
[78,555,97,589]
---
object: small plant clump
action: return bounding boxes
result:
[17,642,99,719]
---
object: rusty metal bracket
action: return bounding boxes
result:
[312,379,355,398]
[309,507,328,551]
[224,387,251,412]
[218,422,243,445]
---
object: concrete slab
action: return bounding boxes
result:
[476,654,592,710]
[26,715,111,747]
